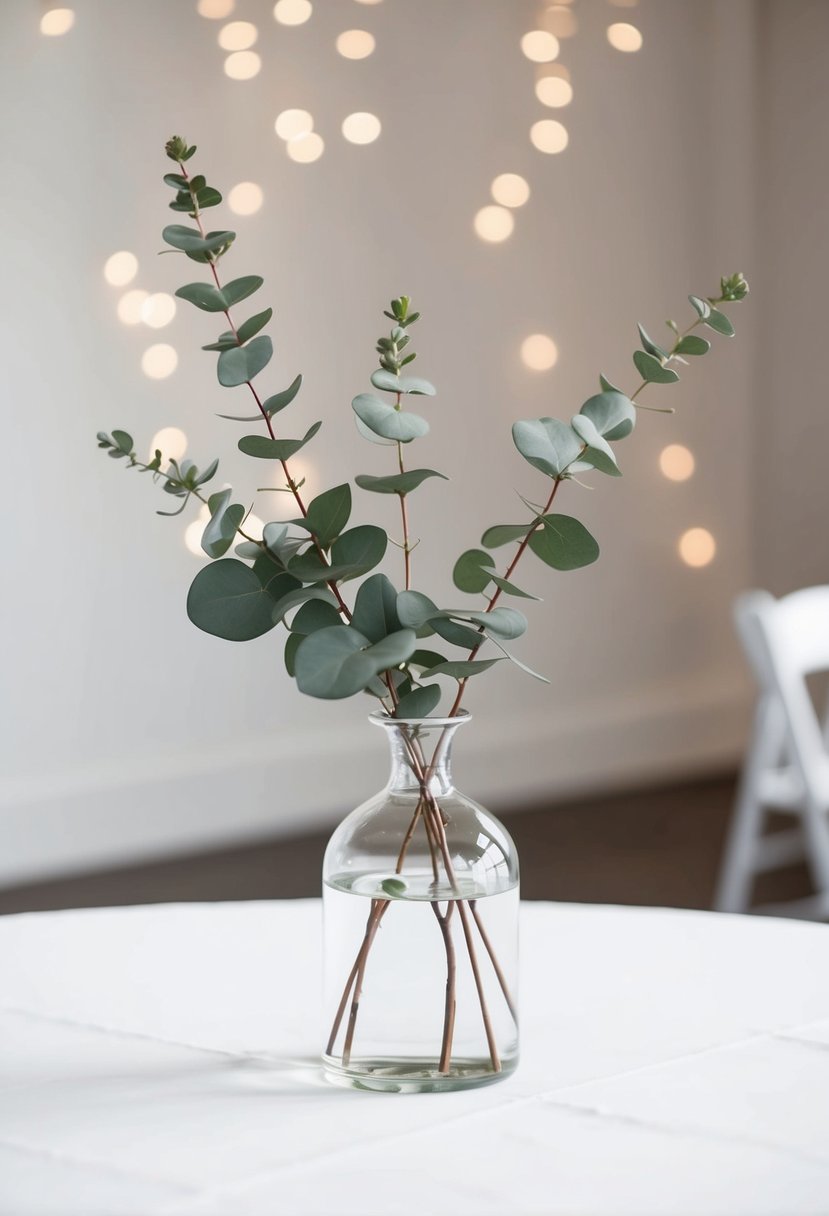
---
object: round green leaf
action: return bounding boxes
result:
[351,574,400,643]
[512,418,582,478]
[453,549,495,593]
[352,393,429,443]
[481,523,533,549]
[579,391,636,442]
[632,350,680,384]
[295,625,377,699]
[395,684,442,719]
[704,307,735,337]
[238,421,321,461]
[355,469,447,495]
[528,514,599,571]
[675,334,711,356]
[186,559,279,641]
[217,336,273,388]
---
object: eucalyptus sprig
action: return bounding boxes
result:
[98,138,749,718]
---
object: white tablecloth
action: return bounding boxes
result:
[1,900,828,1215]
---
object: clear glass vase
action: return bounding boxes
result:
[322,712,519,1093]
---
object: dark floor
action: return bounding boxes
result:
[0,771,814,916]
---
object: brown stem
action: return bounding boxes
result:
[177,160,352,622]
[470,899,517,1023]
[432,901,457,1073]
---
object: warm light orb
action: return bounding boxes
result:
[104,251,139,287]
[150,427,188,462]
[530,119,569,154]
[607,22,643,52]
[473,205,514,244]
[141,344,178,380]
[520,30,559,63]
[341,112,381,145]
[336,29,375,59]
[274,108,314,140]
[536,72,573,108]
[243,513,265,541]
[184,519,208,558]
[286,132,325,163]
[223,50,261,79]
[116,290,149,326]
[491,173,530,209]
[218,20,258,50]
[274,0,312,25]
[521,333,559,371]
[543,5,578,38]
[40,8,75,35]
[197,0,235,17]
[678,527,716,568]
[141,293,177,329]
[228,181,264,215]
[659,444,695,482]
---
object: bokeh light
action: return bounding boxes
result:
[607,22,643,52]
[336,29,375,58]
[520,30,559,63]
[197,0,235,17]
[473,206,514,243]
[185,519,208,558]
[116,290,149,326]
[275,108,314,140]
[40,8,75,35]
[341,112,382,145]
[104,251,138,287]
[678,527,716,568]
[141,344,178,380]
[141,293,177,329]
[286,132,325,163]
[228,182,264,215]
[223,51,261,79]
[274,0,312,25]
[536,68,573,108]
[530,119,569,154]
[521,334,559,371]
[150,427,188,463]
[491,173,530,208]
[659,444,695,482]
[543,5,578,38]
[218,20,258,49]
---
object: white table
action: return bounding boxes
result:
[1,900,828,1215]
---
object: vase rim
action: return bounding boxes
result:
[369,709,472,729]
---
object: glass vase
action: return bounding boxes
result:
[322,711,519,1093]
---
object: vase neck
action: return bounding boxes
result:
[372,714,470,798]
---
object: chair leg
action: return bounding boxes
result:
[714,697,783,913]
[801,799,829,903]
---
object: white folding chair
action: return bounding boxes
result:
[716,586,829,919]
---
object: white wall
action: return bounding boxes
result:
[1,0,760,885]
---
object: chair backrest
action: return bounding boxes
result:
[735,587,829,788]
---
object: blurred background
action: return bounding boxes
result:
[1,0,825,915]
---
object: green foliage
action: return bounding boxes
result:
[96,139,751,719]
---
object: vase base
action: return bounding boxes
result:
[322,1053,518,1094]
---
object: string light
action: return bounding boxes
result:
[491,174,530,208]
[341,112,382,145]
[274,0,312,25]
[104,251,138,287]
[520,30,559,63]
[141,344,178,380]
[275,109,314,140]
[228,182,264,215]
[530,119,569,154]
[223,51,261,79]
[197,0,235,17]
[218,20,258,50]
[535,67,573,108]
[141,293,177,329]
[521,334,558,371]
[336,29,375,58]
[659,444,695,482]
[678,527,716,568]
[116,290,149,325]
[40,8,75,35]
[607,22,643,52]
[286,132,325,162]
[473,206,514,243]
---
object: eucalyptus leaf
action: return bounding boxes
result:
[238,420,321,460]
[528,514,599,571]
[236,309,273,344]
[633,350,680,384]
[481,523,534,549]
[512,417,582,478]
[688,295,711,320]
[331,525,388,579]
[705,307,735,337]
[352,573,401,643]
[290,599,343,635]
[221,276,263,307]
[427,659,501,678]
[675,334,710,356]
[570,414,620,477]
[186,558,278,641]
[599,374,623,394]
[395,684,441,718]
[352,394,429,443]
[409,649,449,670]
[176,282,227,312]
[432,618,482,649]
[217,336,273,387]
[453,549,495,593]
[355,469,447,495]
[217,374,302,423]
[489,575,540,600]
[579,391,636,441]
[396,590,440,629]
[271,585,339,623]
[364,629,417,670]
[201,489,245,558]
[163,225,235,254]
[294,626,378,700]
[284,631,302,677]
[637,323,669,361]
[453,606,527,640]
[398,376,436,396]
[304,484,352,548]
